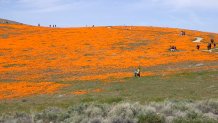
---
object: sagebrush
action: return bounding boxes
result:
[1,100,218,123]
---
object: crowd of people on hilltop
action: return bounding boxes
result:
[37,24,57,28]
[49,25,57,28]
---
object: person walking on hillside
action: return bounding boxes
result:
[180,31,186,36]
[134,67,141,77]
[207,43,212,50]
[196,44,200,50]
[211,39,214,44]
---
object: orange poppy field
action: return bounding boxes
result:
[0,24,218,100]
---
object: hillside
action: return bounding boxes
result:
[0,23,218,122]
[0,24,217,100]
[0,18,23,24]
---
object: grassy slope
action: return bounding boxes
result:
[0,69,217,113]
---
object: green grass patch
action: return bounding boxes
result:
[0,34,8,39]
[2,64,26,68]
[0,70,218,114]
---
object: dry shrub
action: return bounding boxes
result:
[1,100,218,123]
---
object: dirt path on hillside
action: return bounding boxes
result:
[193,37,203,43]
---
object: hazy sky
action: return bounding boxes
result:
[0,0,218,32]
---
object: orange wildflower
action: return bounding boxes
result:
[0,82,67,100]
[0,24,217,83]
[72,90,88,95]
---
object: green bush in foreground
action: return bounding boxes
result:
[138,113,165,123]
[0,100,218,123]
[173,111,217,123]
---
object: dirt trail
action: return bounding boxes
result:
[193,37,203,43]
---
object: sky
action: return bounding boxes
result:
[0,0,218,32]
